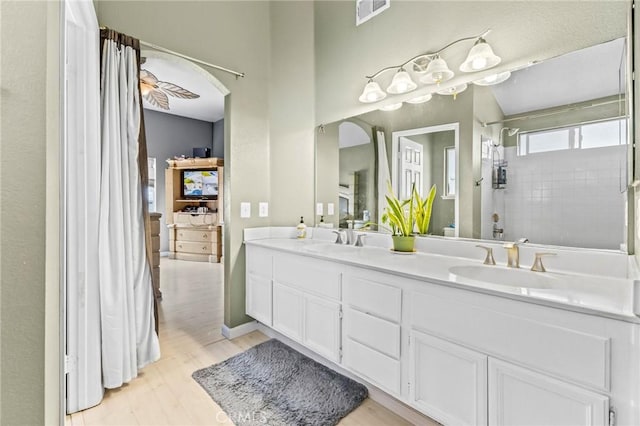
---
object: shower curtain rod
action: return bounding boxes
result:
[99,27,245,79]
[482,98,622,127]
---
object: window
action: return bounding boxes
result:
[444,146,456,198]
[517,118,627,156]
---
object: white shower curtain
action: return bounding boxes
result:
[99,35,160,389]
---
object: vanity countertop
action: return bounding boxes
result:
[245,237,638,323]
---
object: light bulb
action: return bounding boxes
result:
[472,57,488,70]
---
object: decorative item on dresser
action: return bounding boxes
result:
[165,157,224,263]
[149,212,162,299]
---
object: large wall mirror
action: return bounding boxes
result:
[315,30,632,252]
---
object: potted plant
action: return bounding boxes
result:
[414,184,437,235]
[381,182,417,252]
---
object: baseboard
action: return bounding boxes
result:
[221,320,258,339]
[256,324,434,426]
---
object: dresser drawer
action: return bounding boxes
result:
[344,275,402,323]
[174,228,218,243]
[344,308,400,359]
[173,241,218,255]
[150,219,161,235]
[173,212,217,226]
[151,235,160,251]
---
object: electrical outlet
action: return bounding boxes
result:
[240,202,251,218]
[327,203,335,215]
[259,202,269,217]
[316,203,324,216]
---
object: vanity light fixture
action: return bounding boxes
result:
[437,83,468,100]
[473,71,511,86]
[379,102,403,111]
[358,29,499,103]
[406,93,433,104]
[358,79,387,103]
[460,37,501,72]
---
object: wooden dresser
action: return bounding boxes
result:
[168,221,222,263]
[165,157,224,263]
[149,212,162,298]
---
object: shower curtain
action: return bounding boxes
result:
[98,29,160,389]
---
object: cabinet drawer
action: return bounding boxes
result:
[173,212,217,225]
[150,219,161,235]
[343,338,401,395]
[344,275,402,322]
[174,241,218,255]
[410,290,610,391]
[344,308,400,359]
[174,228,218,242]
[151,235,160,251]
[274,254,341,300]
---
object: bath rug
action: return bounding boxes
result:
[192,338,368,426]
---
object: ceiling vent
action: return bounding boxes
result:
[356,0,390,26]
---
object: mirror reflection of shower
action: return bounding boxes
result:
[492,127,518,189]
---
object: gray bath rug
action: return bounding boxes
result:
[192,339,368,426]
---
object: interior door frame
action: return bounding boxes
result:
[391,123,460,237]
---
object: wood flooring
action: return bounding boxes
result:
[65,258,427,426]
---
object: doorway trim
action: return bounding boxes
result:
[391,122,460,237]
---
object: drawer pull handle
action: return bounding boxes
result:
[203,234,208,239]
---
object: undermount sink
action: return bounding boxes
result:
[300,242,360,255]
[448,265,557,289]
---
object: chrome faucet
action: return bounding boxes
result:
[332,230,344,244]
[355,234,366,247]
[503,238,528,268]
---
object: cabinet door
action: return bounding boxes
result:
[303,294,341,363]
[272,282,304,341]
[489,358,609,426]
[410,330,488,426]
[246,273,272,326]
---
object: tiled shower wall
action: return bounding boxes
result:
[482,145,626,249]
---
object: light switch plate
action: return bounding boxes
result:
[316,202,324,216]
[240,202,251,218]
[259,202,269,217]
[327,203,335,215]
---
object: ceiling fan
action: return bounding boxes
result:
[139,57,200,110]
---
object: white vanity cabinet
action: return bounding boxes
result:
[272,252,342,363]
[245,245,273,326]
[244,239,638,425]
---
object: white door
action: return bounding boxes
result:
[272,282,304,341]
[303,294,341,362]
[63,0,103,414]
[246,273,272,326]
[399,137,424,199]
[410,330,488,426]
[489,358,609,426]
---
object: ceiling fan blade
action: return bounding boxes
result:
[156,81,200,99]
[144,90,170,110]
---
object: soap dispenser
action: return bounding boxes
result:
[296,216,307,239]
